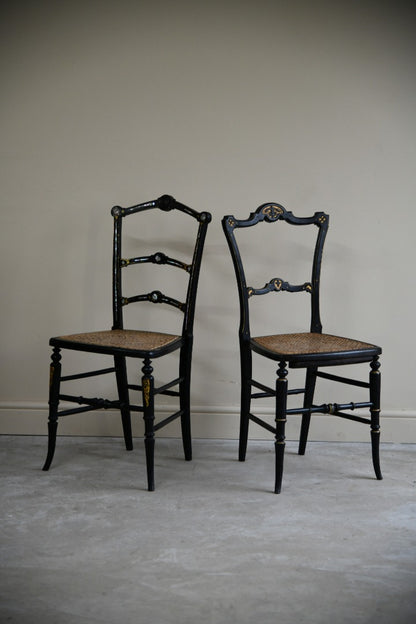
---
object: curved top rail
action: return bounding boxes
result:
[112,195,211,223]
[223,203,328,230]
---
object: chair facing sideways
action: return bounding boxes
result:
[43,195,211,490]
[222,202,382,493]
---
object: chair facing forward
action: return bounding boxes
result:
[43,195,211,490]
[222,202,382,493]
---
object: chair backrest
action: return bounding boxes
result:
[222,202,329,339]
[111,195,211,338]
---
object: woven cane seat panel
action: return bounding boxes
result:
[252,332,378,356]
[56,329,181,352]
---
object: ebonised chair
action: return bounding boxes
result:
[43,195,211,490]
[222,202,382,493]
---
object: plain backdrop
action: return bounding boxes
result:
[1,0,415,440]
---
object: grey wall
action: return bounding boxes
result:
[1,0,415,440]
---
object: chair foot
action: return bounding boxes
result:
[274,441,285,494]
[181,410,192,461]
[124,427,133,451]
[122,421,133,451]
[298,413,311,456]
[238,439,248,462]
[299,367,316,455]
[371,430,383,480]
[121,410,133,450]
[239,411,250,461]
[42,421,58,471]
[144,438,155,491]
[42,456,53,471]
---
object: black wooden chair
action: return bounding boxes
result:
[43,195,211,490]
[222,202,382,493]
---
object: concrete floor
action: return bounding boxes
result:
[1,435,415,624]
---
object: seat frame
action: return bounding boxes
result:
[222,202,382,493]
[43,195,211,490]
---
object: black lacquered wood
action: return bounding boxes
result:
[369,356,382,480]
[247,278,312,298]
[61,367,116,382]
[223,204,328,341]
[141,357,155,491]
[114,194,204,220]
[114,355,133,451]
[222,201,382,493]
[121,291,185,312]
[298,366,317,455]
[121,251,191,272]
[42,347,61,471]
[275,361,288,494]
[43,195,210,491]
[315,370,370,389]
[250,339,380,367]
[50,333,183,359]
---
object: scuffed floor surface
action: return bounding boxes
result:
[1,436,415,624]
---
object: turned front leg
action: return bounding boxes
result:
[369,356,382,480]
[275,361,288,494]
[42,347,62,471]
[142,357,155,491]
